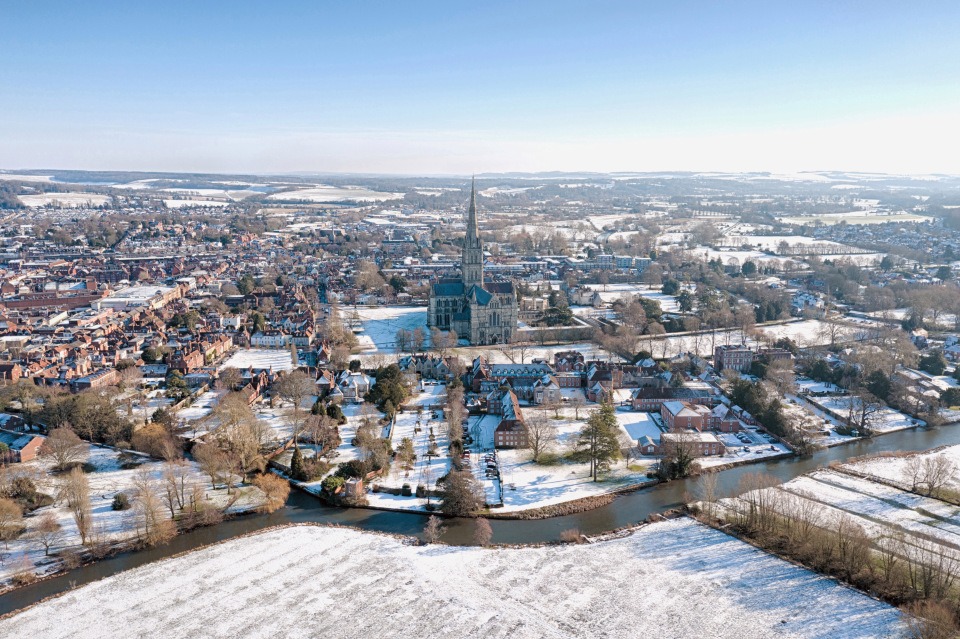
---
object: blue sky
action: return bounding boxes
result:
[3,1,960,174]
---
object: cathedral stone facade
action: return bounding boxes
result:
[428,181,518,345]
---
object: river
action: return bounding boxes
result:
[3,423,960,615]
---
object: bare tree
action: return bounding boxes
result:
[570,394,586,420]
[526,408,557,463]
[275,370,316,440]
[219,420,266,477]
[252,473,290,513]
[693,469,720,519]
[411,327,426,355]
[162,460,193,517]
[193,442,231,489]
[430,328,458,359]
[58,467,92,544]
[902,454,958,497]
[473,517,493,547]
[39,427,88,471]
[217,367,243,391]
[0,497,23,548]
[394,328,411,354]
[30,511,64,556]
[422,514,446,544]
[131,467,176,546]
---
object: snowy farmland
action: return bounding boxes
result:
[266,185,403,203]
[846,445,960,494]
[722,465,960,575]
[162,199,230,208]
[17,193,111,208]
[0,518,906,639]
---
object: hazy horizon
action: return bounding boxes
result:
[4,1,960,175]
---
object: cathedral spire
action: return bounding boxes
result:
[467,176,478,243]
[462,176,483,288]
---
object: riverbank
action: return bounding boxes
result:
[1,423,959,615]
[0,518,907,639]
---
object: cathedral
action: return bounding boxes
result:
[428,181,518,345]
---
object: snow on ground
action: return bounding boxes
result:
[846,444,960,493]
[219,348,296,373]
[807,396,922,434]
[783,394,861,447]
[0,173,53,183]
[699,427,792,469]
[275,401,374,474]
[18,193,111,207]
[266,185,403,203]
[352,305,428,354]
[583,282,681,312]
[162,199,230,208]
[489,406,650,513]
[451,341,622,366]
[0,518,905,639]
[368,385,453,510]
[755,469,960,560]
[615,409,662,441]
[795,377,844,395]
[0,444,266,590]
[175,390,223,423]
[114,389,173,426]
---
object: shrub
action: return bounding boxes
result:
[559,528,583,544]
[112,493,131,511]
[321,475,345,494]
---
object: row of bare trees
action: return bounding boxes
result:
[695,471,960,637]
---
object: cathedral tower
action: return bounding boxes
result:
[461,177,483,288]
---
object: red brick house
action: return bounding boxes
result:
[661,401,711,432]
[657,432,726,457]
[0,429,44,463]
[0,363,22,383]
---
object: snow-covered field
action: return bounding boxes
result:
[18,193,111,207]
[162,199,230,208]
[0,445,265,590]
[725,467,960,568]
[0,518,905,639]
[778,211,927,225]
[352,305,428,354]
[266,185,403,203]
[583,282,681,312]
[807,396,922,434]
[219,348,296,373]
[176,390,223,423]
[846,445,960,493]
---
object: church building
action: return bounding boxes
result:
[428,180,518,345]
